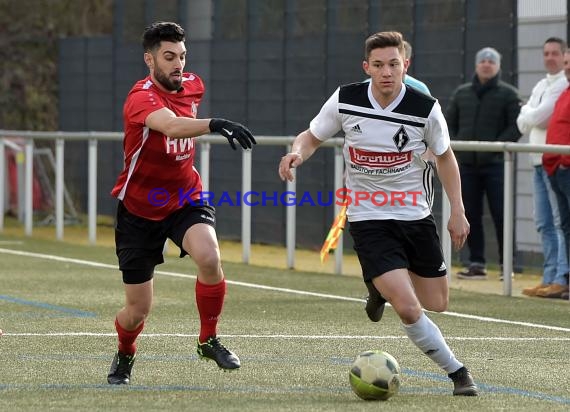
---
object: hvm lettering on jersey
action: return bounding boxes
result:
[166,136,195,155]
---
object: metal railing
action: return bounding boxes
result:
[2,130,570,296]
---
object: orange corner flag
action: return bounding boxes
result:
[320,205,347,263]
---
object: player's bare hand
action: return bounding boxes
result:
[448,212,470,251]
[278,152,303,182]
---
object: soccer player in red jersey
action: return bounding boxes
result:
[107,21,255,384]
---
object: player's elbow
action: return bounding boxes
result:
[148,114,205,139]
[161,118,187,138]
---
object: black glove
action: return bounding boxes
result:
[209,118,257,150]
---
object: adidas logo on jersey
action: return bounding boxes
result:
[351,124,362,134]
[438,262,447,271]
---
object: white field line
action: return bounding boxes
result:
[1,247,569,333]
[3,332,570,341]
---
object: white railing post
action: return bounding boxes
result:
[286,144,296,269]
[242,149,252,264]
[55,139,65,240]
[200,142,210,192]
[441,191,452,281]
[24,139,34,236]
[16,148,24,222]
[0,138,4,232]
[88,139,98,245]
[502,151,515,296]
[334,145,344,274]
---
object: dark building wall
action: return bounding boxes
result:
[58,0,517,261]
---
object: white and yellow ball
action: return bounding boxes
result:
[349,350,401,400]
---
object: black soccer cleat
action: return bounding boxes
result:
[107,351,136,385]
[197,336,241,370]
[365,281,387,322]
[448,366,479,396]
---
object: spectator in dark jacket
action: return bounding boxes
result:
[446,47,522,280]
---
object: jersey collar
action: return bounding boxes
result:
[367,82,406,112]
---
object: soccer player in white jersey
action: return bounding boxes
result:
[278,31,478,396]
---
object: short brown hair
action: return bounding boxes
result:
[364,31,405,60]
[544,37,567,53]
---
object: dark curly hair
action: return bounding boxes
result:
[142,21,185,52]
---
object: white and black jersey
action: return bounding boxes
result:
[310,82,450,222]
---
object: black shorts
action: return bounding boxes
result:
[348,215,446,282]
[115,201,216,284]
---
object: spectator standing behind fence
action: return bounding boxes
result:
[107,22,256,385]
[279,31,478,396]
[402,40,437,164]
[517,37,569,298]
[445,47,522,280]
[542,49,570,300]
[403,40,430,95]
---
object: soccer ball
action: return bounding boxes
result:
[349,350,401,400]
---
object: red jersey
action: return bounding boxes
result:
[111,73,205,220]
[543,86,570,176]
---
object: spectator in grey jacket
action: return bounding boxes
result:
[446,47,522,280]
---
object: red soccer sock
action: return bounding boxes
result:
[115,317,144,355]
[195,278,226,343]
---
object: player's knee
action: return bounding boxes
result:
[133,310,150,326]
[393,301,423,324]
[195,249,222,275]
[126,303,151,325]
